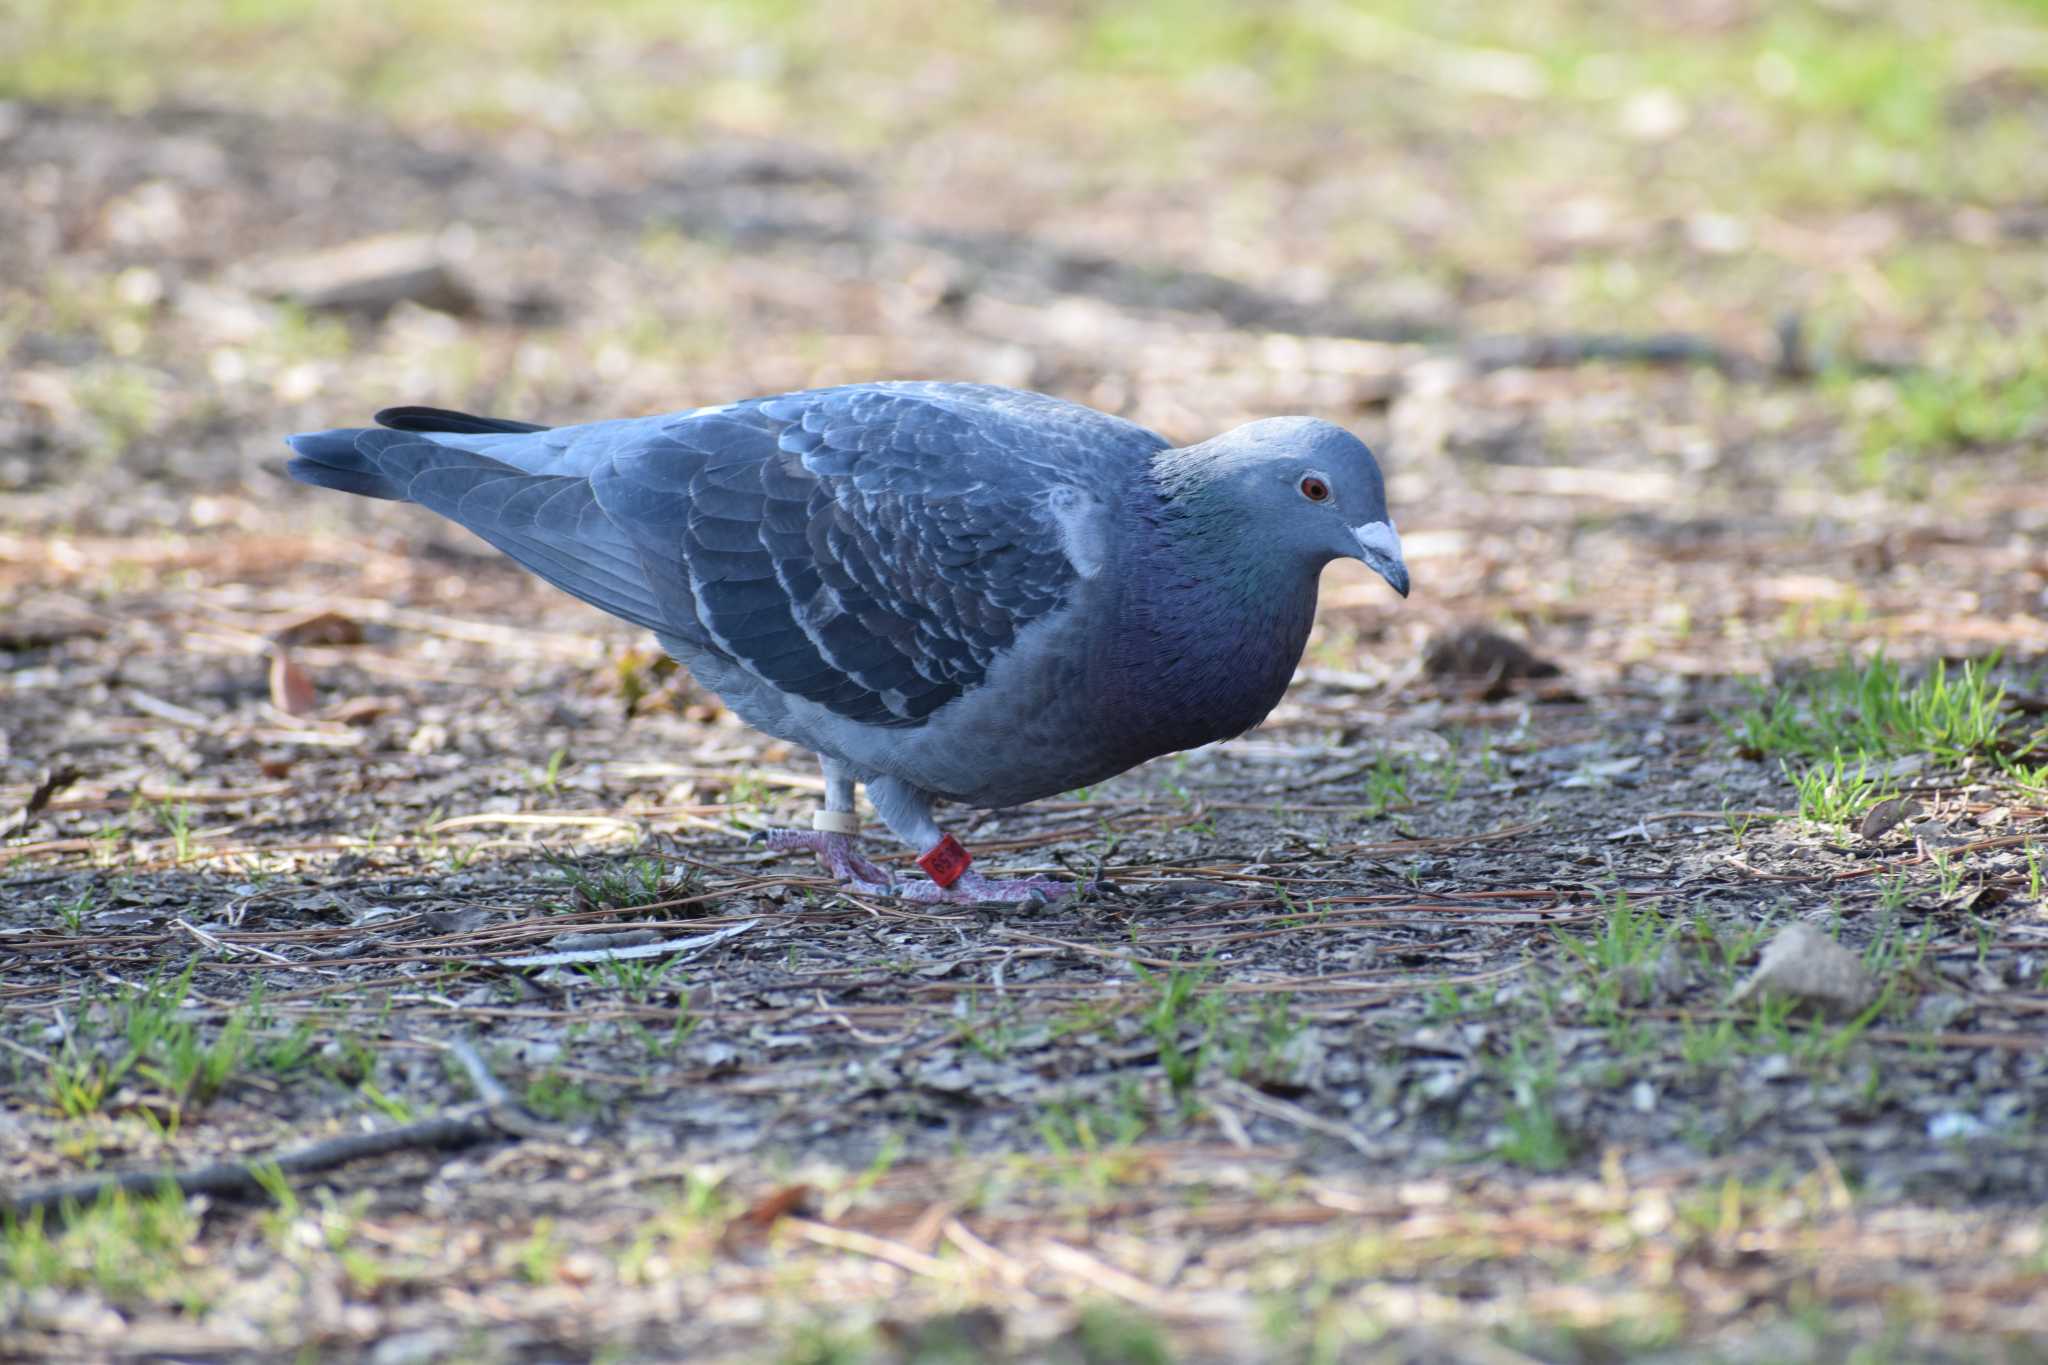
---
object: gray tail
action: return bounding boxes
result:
[283,429,412,500]
[282,409,675,636]
[283,407,550,500]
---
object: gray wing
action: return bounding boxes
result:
[289,383,1169,729]
[596,384,1166,727]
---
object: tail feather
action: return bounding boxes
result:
[285,402,550,497]
[282,421,674,637]
[375,406,550,435]
[283,429,410,500]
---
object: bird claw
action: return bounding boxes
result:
[757,828,1085,907]
[755,828,896,889]
[894,870,1075,907]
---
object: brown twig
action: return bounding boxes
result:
[3,1107,518,1220]
[4,1035,550,1221]
[0,765,81,839]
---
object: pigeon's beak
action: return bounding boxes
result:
[1351,520,1409,598]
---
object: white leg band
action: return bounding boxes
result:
[811,810,861,836]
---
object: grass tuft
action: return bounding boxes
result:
[2,1180,204,1309]
[1729,653,2024,766]
[1785,755,1897,827]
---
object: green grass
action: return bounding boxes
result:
[156,800,195,863]
[963,961,1313,1149]
[1852,340,2048,489]
[1039,1087,1151,1161]
[577,951,693,1004]
[776,1320,876,1365]
[55,889,93,934]
[1729,653,2026,766]
[513,1216,563,1285]
[139,984,262,1110]
[1219,993,1309,1085]
[1492,1035,1575,1172]
[1786,755,1898,827]
[1555,891,1671,1027]
[1123,958,1311,1113]
[39,961,271,1119]
[5,1,2043,211]
[522,1067,601,1121]
[1361,751,1413,817]
[531,746,569,796]
[550,853,690,912]
[1134,959,1217,1110]
[2006,760,2048,802]
[1729,653,2045,824]
[1072,1303,1174,1365]
[71,364,167,465]
[2,1180,205,1310]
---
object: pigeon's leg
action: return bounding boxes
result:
[755,757,895,891]
[865,776,1073,905]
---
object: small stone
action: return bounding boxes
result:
[1727,923,1880,1017]
[239,232,480,316]
[1927,1111,1990,1142]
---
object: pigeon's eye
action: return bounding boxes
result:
[1298,474,1331,503]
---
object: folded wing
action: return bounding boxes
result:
[286,382,1168,729]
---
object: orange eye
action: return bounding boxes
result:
[1299,475,1331,503]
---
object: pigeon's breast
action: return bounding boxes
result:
[893,569,1318,807]
[859,599,1119,806]
[1088,570,1321,773]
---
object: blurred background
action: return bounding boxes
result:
[4,0,2047,670]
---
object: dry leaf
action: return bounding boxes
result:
[269,647,318,716]
[1858,796,1922,843]
[1421,626,1561,680]
[1727,923,1879,1017]
[721,1183,816,1250]
[325,695,402,726]
[270,609,365,648]
[738,1183,814,1226]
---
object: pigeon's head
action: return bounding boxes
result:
[1169,417,1408,597]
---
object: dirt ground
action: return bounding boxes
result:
[5,5,2048,1360]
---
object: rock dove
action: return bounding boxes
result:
[285,382,1407,902]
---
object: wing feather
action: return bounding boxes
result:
[299,384,1168,730]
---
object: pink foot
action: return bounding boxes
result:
[895,868,1075,906]
[756,828,896,892]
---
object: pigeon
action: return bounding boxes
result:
[285,382,1407,903]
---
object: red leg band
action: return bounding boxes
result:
[917,833,972,888]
